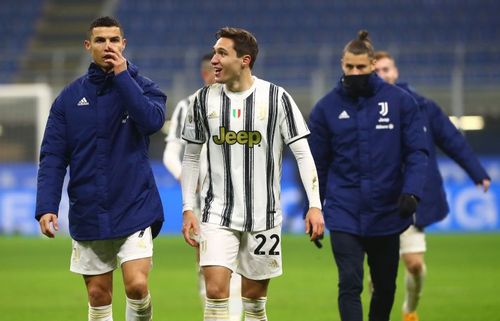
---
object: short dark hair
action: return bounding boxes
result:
[343,30,375,59]
[87,16,123,39]
[216,27,259,69]
[374,50,394,62]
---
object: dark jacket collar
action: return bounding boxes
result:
[334,72,384,99]
[87,61,139,85]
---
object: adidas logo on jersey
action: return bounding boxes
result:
[338,110,350,119]
[77,97,89,106]
[208,111,218,119]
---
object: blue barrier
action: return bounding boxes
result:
[0,158,498,236]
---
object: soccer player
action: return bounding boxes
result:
[35,16,166,321]
[181,27,324,321]
[374,50,491,321]
[163,53,243,321]
[308,30,429,321]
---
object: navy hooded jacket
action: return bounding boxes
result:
[36,62,166,241]
[309,73,429,236]
[397,83,490,228]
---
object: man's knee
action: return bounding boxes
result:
[405,259,425,276]
[205,281,230,299]
[125,278,149,300]
[338,269,363,294]
[87,284,112,306]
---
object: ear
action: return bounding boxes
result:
[369,58,376,72]
[122,38,127,50]
[84,39,91,50]
[241,54,252,68]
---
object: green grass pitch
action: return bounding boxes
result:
[1,234,499,320]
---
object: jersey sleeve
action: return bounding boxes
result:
[166,97,189,143]
[278,88,310,145]
[182,89,207,144]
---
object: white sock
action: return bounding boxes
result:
[126,292,152,321]
[229,273,243,321]
[242,297,267,321]
[88,303,113,321]
[403,264,426,313]
[204,298,230,320]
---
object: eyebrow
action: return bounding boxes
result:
[346,63,367,68]
[93,36,121,41]
[214,47,228,53]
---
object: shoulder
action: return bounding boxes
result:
[133,73,159,90]
[127,66,164,95]
[252,78,281,96]
[173,96,190,113]
[379,83,418,107]
[202,83,223,96]
[53,75,88,108]
[314,88,338,111]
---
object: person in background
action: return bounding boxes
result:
[308,30,429,321]
[374,50,491,321]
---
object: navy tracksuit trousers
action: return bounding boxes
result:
[330,231,401,321]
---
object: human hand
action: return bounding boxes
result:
[398,194,418,218]
[305,207,325,248]
[38,213,59,238]
[477,179,491,193]
[182,210,200,247]
[103,44,127,75]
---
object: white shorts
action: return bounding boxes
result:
[400,225,426,255]
[70,227,153,275]
[199,222,283,280]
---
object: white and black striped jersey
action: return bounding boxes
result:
[182,77,310,232]
[164,93,207,188]
[166,96,191,145]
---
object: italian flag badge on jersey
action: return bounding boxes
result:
[232,108,242,119]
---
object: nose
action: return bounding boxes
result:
[351,68,362,75]
[211,54,218,65]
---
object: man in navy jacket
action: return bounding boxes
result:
[309,31,429,321]
[35,16,166,321]
[374,50,490,321]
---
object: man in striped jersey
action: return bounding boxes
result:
[163,53,243,321]
[181,27,324,321]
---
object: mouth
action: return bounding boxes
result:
[213,67,222,78]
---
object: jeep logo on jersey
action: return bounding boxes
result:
[212,126,262,148]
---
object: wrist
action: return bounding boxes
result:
[114,62,127,75]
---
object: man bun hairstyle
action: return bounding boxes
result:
[87,16,123,39]
[216,27,259,69]
[343,29,375,59]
